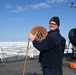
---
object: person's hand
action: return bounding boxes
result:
[29,33,36,41]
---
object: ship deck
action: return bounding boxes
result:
[0,57,76,75]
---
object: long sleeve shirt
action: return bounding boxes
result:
[32,28,66,69]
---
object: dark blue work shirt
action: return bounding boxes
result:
[33,28,66,69]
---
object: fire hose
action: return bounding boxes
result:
[22,26,48,75]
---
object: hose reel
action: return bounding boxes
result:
[30,26,48,42]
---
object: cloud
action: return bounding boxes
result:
[46,0,66,3]
[30,3,50,9]
[5,4,12,9]
[8,18,25,21]
[16,18,25,21]
[11,6,24,13]
[5,4,24,13]
[12,3,50,13]
[5,0,66,13]
[5,2,51,13]
[8,19,14,21]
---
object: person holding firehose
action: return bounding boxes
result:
[29,16,66,75]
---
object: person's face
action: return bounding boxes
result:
[49,21,58,31]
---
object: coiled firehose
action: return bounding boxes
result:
[22,26,48,75]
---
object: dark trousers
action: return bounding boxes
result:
[43,67,63,75]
